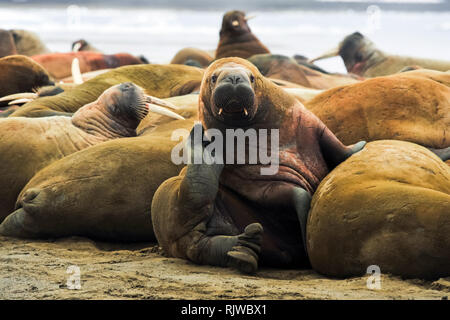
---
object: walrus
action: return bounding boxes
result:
[0,94,199,241]
[0,82,181,223]
[8,63,204,118]
[305,69,450,156]
[151,57,366,274]
[215,11,270,60]
[170,47,214,68]
[0,55,53,107]
[0,29,17,58]
[307,140,450,279]
[31,51,146,80]
[248,54,360,89]
[310,32,450,77]
[9,29,50,56]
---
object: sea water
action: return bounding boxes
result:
[0,3,449,73]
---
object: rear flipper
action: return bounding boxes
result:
[429,146,450,162]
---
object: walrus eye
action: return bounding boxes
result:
[250,75,255,83]
[211,75,218,83]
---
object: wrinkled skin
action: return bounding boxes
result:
[0,83,148,222]
[151,58,366,274]
[215,11,270,60]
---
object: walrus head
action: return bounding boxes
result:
[309,32,382,76]
[220,11,253,37]
[199,57,294,130]
[215,11,268,60]
[73,82,184,137]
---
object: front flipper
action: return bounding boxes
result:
[152,123,262,273]
[319,126,366,169]
[428,146,450,162]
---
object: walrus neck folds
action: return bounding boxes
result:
[72,101,138,139]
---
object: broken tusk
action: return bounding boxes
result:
[308,46,340,63]
[232,20,239,27]
[0,92,38,102]
[8,98,33,105]
[244,108,248,116]
[244,15,256,21]
[146,103,185,120]
[218,108,223,115]
[71,58,83,85]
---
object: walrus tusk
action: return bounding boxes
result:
[72,42,82,52]
[8,98,33,105]
[244,108,248,116]
[0,92,38,102]
[232,20,239,26]
[245,15,256,21]
[144,95,180,110]
[71,58,84,85]
[146,103,185,120]
[218,108,223,115]
[308,46,340,63]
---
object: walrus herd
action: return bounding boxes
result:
[0,10,449,281]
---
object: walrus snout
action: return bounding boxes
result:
[212,70,255,120]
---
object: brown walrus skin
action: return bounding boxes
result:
[151,57,366,274]
[306,69,450,153]
[0,29,17,58]
[311,32,450,77]
[308,140,450,279]
[9,63,204,118]
[248,53,360,89]
[0,94,198,241]
[0,83,150,223]
[31,51,146,80]
[215,10,270,60]
[170,47,214,68]
[0,55,53,107]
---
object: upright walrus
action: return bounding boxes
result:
[0,82,181,222]
[310,32,450,77]
[151,58,366,274]
[215,11,270,60]
[9,63,204,118]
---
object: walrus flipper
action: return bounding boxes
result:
[319,126,366,169]
[292,188,312,255]
[428,146,450,162]
[152,123,263,273]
